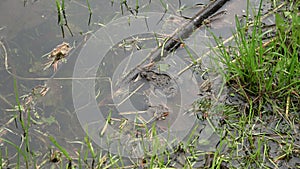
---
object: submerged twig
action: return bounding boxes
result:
[116,83,145,107]
[156,0,169,25]
[154,0,229,61]
[120,0,229,84]
[177,1,288,76]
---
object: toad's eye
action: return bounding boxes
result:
[140,71,147,78]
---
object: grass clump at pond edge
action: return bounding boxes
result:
[210,0,300,168]
[214,0,299,114]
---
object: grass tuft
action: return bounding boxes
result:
[213,0,300,114]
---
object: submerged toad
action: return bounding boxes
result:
[136,70,178,98]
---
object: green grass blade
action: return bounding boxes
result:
[49,136,72,161]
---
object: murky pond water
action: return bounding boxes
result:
[1,0,298,168]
